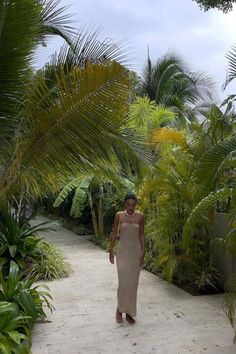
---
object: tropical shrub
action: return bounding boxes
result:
[0,261,54,352]
[138,123,226,290]
[0,261,54,329]
[0,301,31,354]
[28,240,72,280]
[0,207,56,275]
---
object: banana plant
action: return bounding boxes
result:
[53,173,135,236]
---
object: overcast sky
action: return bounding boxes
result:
[35,0,236,101]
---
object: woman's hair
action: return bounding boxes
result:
[124,192,137,203]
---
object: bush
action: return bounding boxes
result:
[28,240,72,280]
[0,301,31,354]
[0,207,56,275]
[0,207,72,281]
[0,261,54,352]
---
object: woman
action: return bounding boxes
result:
[109,192,145,324]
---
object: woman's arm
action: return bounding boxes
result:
[109,212,120,263]
[139,213,145,265]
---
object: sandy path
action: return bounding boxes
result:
[31,216,235,354]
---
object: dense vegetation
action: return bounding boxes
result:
[1,0,236,350]
[0,0,143,351]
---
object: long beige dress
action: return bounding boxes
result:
[116,211,142,317]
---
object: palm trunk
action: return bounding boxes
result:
[209,206,216,265]
[98,182,104,236]
[88,190,99,236]
[12,194,23,222]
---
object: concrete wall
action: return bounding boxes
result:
[212,212,236,287]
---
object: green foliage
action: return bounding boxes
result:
[28,240,72,280]
[0,0,74,155]
[127,97,176,132]
[194,264,221,291]
[183,187,233,251]
[139,142,210,284]
[140,51,214,126]
[0,0,42,147]
[6,59,131,199]
[54,176,93,217]
[0,260,54,352]
[193,0,236,12]
[180,100,236,339]
[0,301,30,354]
[138,116,233,291]
[59,219,92,235]
[0,0,152,204]
[90,234,113,252]
[142,248,157,272]
[53,172,137,237]
[223,273,236,343]
[0,261,54,329]
[193,137,236,192]
[224,45,236,91]
[0,207,57,273]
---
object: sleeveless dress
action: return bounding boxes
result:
[116,211,142,317]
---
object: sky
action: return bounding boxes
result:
[35,0,236,101]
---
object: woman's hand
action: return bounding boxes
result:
[109,250,115,264]
[140,252,145,267]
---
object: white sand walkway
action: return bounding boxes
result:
[31,216,235,354]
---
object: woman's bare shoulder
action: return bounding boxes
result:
[115,211,124,217]
[136,210,144,216]
[136,211,144,220]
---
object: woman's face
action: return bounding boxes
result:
[124,199,137,213]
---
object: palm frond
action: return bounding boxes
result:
[0,0,42,148]
[183,187,233,250]
[193,135,236,189]
[141,49,154,99]
[0,60,130,199]
[223,272,236,342]
[38,0,76,46]
[183,70,215,103]
[224,45,236,89]
[1,58,153,201]
[0,0,78,158]
[151,127,188,149]
[111,127,152,181]
[140,50,215,113]
[45,28,130,71]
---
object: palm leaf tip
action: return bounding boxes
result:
[224,46,236,89]
[38,0,76,45]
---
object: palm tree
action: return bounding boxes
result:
[180,45,236,340]
[140,51,214,125]
[0,0,150,209]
